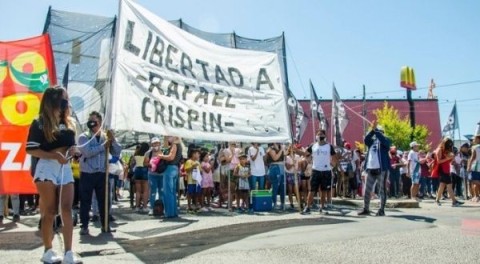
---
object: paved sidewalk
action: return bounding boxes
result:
[0,194,477,263]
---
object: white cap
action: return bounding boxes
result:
[151,137,161,144]
[410,141,419,148]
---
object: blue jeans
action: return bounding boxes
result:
[249,175,265,190]
[269,164,285,206]
[419,176,427,195]
[149,172,164,210]
[162,165,179,217]
[389,168,400,197]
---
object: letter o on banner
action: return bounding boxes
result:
[10,52,49,93]
[1,93,40,126]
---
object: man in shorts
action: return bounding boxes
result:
[301,129,337,214]
[407,142,421,200]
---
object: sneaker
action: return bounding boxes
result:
[435,200,441,206]
[142,207,150,214]
[101,227,116,233]
[79,228,89,236]
[63,250,82,264]
[455,200,464,205]
[452,201,463,207]
[41,249,63,263]
[12,214,20,222]
[135,207,141,213]
[148,209,154,216]
[0,215,3,225]
[208,207,215,212]
[375,209,385,216]
[290,204,294,209]
[91,215,99,222]
[301,207,311,215]
[108,215,116,222]
[357,208,370,216]
[201,207,209,212]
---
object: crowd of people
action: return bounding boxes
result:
[1,85,479,264]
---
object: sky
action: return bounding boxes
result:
[2,0,479,137]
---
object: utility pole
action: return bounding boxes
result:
[362,85,367,136]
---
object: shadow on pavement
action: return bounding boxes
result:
[120,217,351,263]
[0,230,43,250]
[390,215,437,223]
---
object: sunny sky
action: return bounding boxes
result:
[2,0,479,137]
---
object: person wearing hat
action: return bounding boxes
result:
[407,141,421,200]
[144,137,163,216]
[358,120,391,216]
[467,134,480,202]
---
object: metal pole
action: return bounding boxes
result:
[283,146,287,211]
[228,168,231,212]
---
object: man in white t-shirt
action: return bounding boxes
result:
[300,129,337,214]
[248,143,266,190]
[407,141,421,200]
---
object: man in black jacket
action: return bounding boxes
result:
[358,120,391,216]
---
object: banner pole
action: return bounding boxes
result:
[283,147,286,211]
[104,140,110,232]
[228,169,231,212]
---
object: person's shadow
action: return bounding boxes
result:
[390,215,436,223]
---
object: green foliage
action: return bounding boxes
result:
[373,102,431,151]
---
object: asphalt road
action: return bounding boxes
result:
[1,197,479,264]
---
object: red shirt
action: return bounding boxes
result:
[431,150,450,177]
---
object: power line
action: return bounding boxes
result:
[352,79,480,98]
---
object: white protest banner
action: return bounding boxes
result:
[107,0,291,143]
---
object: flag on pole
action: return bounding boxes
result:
[287,87,307,142]
[442,102,459,134]
[62,63,69,89]
[332,84,349,146]
[310,80,328,130]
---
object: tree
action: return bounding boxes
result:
[373,102,431,151]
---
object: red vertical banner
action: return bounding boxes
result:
[0,34,56,194]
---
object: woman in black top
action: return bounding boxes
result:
[26,86,81,263]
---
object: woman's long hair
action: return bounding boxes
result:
[39,86,75,142]
[438,137,454,154]
[136,142,150,156]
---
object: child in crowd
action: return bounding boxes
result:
[234,154,251,212]
[185,149,202,213]
[201,151,215,210]
[178,158,187,206]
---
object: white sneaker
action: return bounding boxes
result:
[41,249,63,263]
[148,209,153,216]
[63,250,82,264]
[142,207,150,214]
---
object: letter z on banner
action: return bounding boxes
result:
[108,0,291,143]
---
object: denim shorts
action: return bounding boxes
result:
[187,184,202,195]
[34,159,74,185]
[411,172,421,184]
